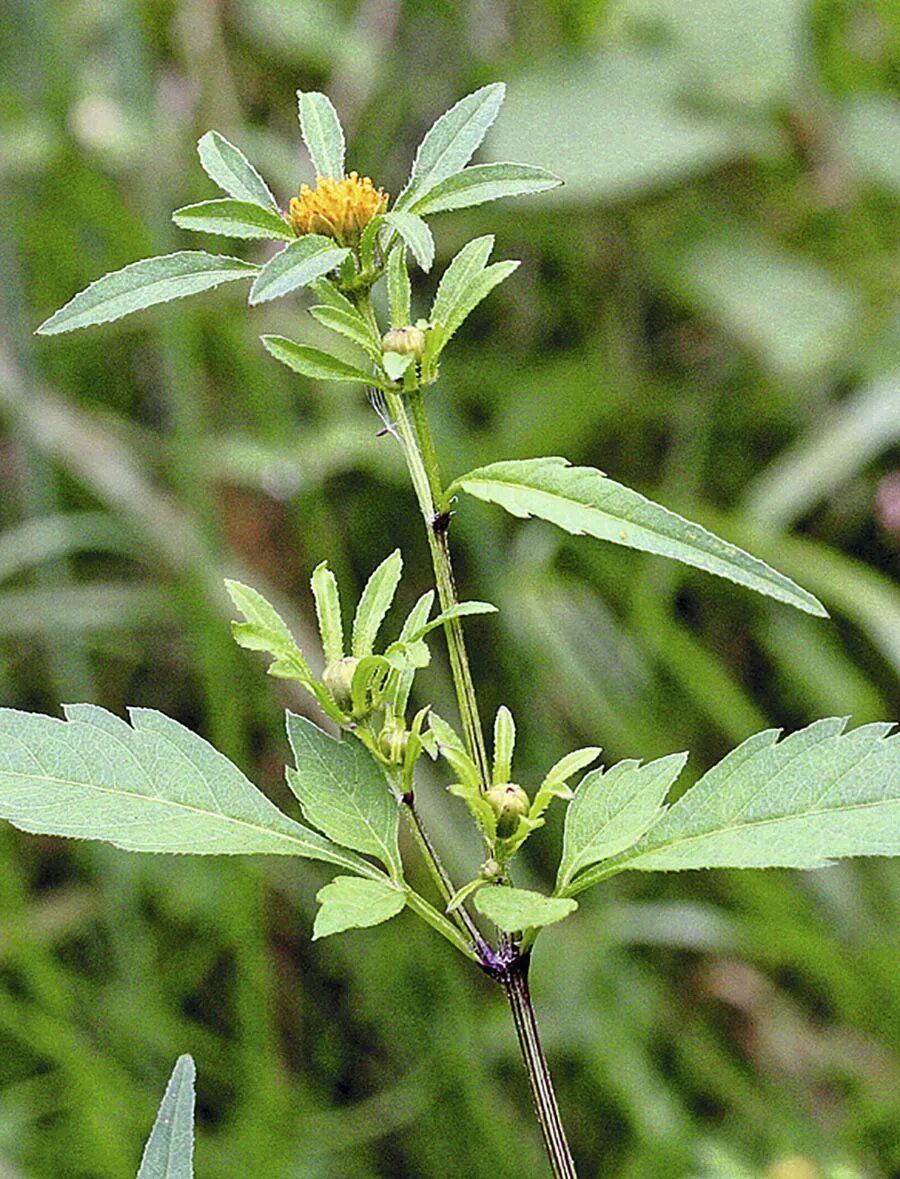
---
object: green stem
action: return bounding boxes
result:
[404,888,479,961]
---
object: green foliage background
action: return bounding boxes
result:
[1,1,898,1175]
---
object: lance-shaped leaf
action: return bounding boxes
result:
[405,600,498,641]
[387,247,411,328]
[308,304,381,359]
[310,561,344,664]
[448,458,827,617]
[565,719,900,896]
[397,83,506,209]
[297,91,346,180]
[261,335,385,387]
[249,235,350,305]
[384,590,434,715]
[381,211,435,272]
[492,706,516,785]
[351,549,403,658]
[197,131,277,209]
[0,705,374,872]
[431,235,494,326]
[225,579,311,681]
[410,162,561,216]
[173,200,294,241]
[556,753,688,894]
[137,1055,195,1179]
[474,885,576,932]
[286,712,403,880]
[36,253,257,335]
[313,875,406,939]
[529,747,602,823]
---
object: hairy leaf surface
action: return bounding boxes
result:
[411,162,561,215]
[249,236,350,304]
[173,200,294,240]
[197,131,277,209]
[297,91,346,180]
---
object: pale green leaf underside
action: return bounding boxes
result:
[313,875,406,939]
[0,706,369,872]
[197,131,277,210]
[566,719,900,895]
[261,336,383,387]
[474,885,577,932]
[36,253,257,335]
[249,235,349,304]
[450,457,826,617]
[556,752,688,893]
[173,200,294,241]
[137,1055,195,1179]
[410,162,561,215]
[286,712,402,880]
[297,91,346,180]
[382,211,435,272]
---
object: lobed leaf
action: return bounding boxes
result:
[410,162,561,215]
[449,457,827,616]
[249,235,350,305]
[381,211,435,272]
[261,335,385,387]
[474,885,577,932]
[313,875,406,939]
[310,562,344,664]
[173,199,294,241]
[225,579,312,680]
[36,252,257,335]
[197,131,277,209]
[136,1055,195,1179]
[351,549,403,658]
[297,91,346,180]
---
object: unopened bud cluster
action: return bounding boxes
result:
[382,326,426,359]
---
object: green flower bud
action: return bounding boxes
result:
[382,326,426,359]
[479,857,502,881]
[378,717,409,764]
[484,783,530,839]
[322,656,360,712]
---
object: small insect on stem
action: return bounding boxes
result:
[430,509,453,535]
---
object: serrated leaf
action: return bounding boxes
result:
[36,253,257,335]
[261,335,384,387]
[310,562,343,664]
[474,885,576,932]
[173,199,294,241]
[438,260,519,343]
[197,131,277,209]
[309,276,357,314]
[297,91,346,180]
[386,591,434,715]
[387,247,411,328]
[397,83,506,209]
[351,549,402,658]
[285,713,402,879]
[431,235,494,326]
[249,235,350,305]
[492,706,515,785]
[313,875,406,939]
[382,211,435,272]
[308,304,381,358]
[566,720,900,894]
[136,1055,195,1179]
[449,458,827,617]
[0,705,372,871]
[556,753,688,894]
[410,162,561,215]
[225,579,312,680]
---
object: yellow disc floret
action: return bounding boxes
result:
[289,172,389,247]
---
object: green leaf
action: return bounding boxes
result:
[173,199,294,241]
[383,352,415,383]
[137,1055,195,1179]
[386,591,434,715]
[36,252,257,335]
[566,720,900,894]
[406,600,498,641]
[351,549,402,658]
[537,748,602,805]
[437,260,519,342]
[308,304,381,359]
[410,162,562,215]
[431,235,494,327]
[381,211,435,272]
[387,247,411,328]
[309,276,357,315]
[449,457,827,617]
[225,579,312,681]
[197,130,277,210]
[313,876,406,939]
[0,706,372,870]
[398,83,506,209]
[261,335,384,387]
[249,235,350,305]
[474,885,576,932]
[285,713,402,879]
[310,562,344,664]
[492,706,515,785]
[556,753,688,894]
[297,91,346,180]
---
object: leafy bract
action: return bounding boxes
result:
[313,875,406,939]
[36,253,257,335]
[449,457,827,617]
[197,131,277,209]
[286,712,402,880]
[387,247,411,328]
[410,162,561,215]
[351,549,402,658]
[556,753,688,894]
[474,885,576,932]
[493,706,516,785]
[565,719,900,895]
[0,705,372,871]
[381,211,435,272]
[173,200,294,241]
[310,562,344,664]
[249,235,350,305]
[137,1055,195,1179]
[297,91,346,180]
[261,336,384,387]
[224,580,311,680]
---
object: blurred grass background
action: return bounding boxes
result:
[1,1,898,1176]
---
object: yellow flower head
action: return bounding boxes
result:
[289,172,389,247]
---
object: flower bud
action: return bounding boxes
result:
[484,783,530,839]
[378,717,409,764]
[381,326,426,359]
[322,656,360,712]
